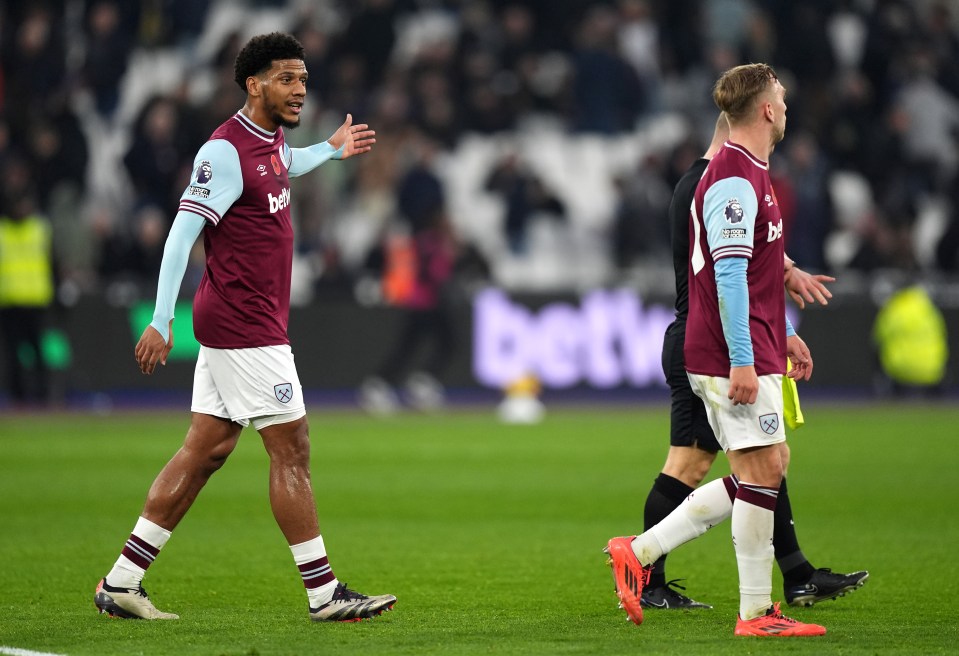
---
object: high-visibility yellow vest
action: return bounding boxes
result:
[0,215,54,307]
[873,286,948,386]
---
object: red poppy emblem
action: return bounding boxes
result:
[271,154,281,175]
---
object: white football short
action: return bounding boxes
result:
[686,372,786,451]
[191,344,306,430]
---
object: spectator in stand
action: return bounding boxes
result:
[409,65,460,149]
[24,98,88,212]
[924,2,959,99]
[359,137,459,413]
[780,132,833,272]
[570,4,643,133]
[337,0,397,91]
[124,96,192,209]
[80,1,134,119]
[893,46,959,194]
[612,152,673,268]
[485,153,566,256]
[617,0,662,112]
[126,205,169,292]
[166,0,212,50]
[860,0,920,109]
[1,7,66,132]
[826,70,879,174]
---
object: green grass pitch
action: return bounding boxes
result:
[1,400,957,655]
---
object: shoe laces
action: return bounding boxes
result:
[641,563,654,585]
[663,579,689,592]
[764,602,798,623]
[659,579,695,603]
[818,567,851,580]
[108,579,149,598]
[331,582,367,602]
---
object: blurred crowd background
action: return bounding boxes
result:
[1,0,958,404]
[4,0,959,295]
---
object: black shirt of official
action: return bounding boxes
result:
[665,158,710,338]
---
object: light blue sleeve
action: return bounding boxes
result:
[703,177,758,261]
[785,314,796,337]
[179,139,243,224]
[715,256,753,367]
[149,211,206,342]
[286,141,345,178]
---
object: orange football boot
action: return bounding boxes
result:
[603,536,651,625]
[734,602,826,637]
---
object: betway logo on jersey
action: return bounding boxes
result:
[268,188,291,213]
[767,218,783,242]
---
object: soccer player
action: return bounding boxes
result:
[605,64,834,637]
[94,33,396,622]
[639,113,868,611]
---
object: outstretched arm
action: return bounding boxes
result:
[327,113,375,159]
[784,255,834,309]
[287,114,377,177]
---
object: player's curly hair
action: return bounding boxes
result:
[712,63,779,124]
[233,32,305,92]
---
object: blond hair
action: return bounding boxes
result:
[712,63,779,125]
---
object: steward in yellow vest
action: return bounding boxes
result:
[0,212,54,308]
[0,202,54,403]
[873,285,948,387]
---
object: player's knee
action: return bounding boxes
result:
[264,424,311,466]
[206,440,236,471]
[183,440,235,477]
[664,447,716,487]
[688,456,714,485]
[280,436,311,466]
[754,453,784,487]
[179,433,238,477]
[778,442,791,475]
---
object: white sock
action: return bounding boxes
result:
[106,516,171,589]
[732,483,779,619]
[290,536,339,608]
[631,476,735,565]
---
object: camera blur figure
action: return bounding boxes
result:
[358,218,456,414]
[496,373,545,424]
[872,285,948,395]
[359,138,460,414]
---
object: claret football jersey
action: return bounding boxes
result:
[178,112,297,349]
[685,141,786,377]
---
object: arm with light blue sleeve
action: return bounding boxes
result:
[702,175,759,367]
[286,141,344,178]
[149,212,206,342]
[714,257,753,366]
[149,139,243,342]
